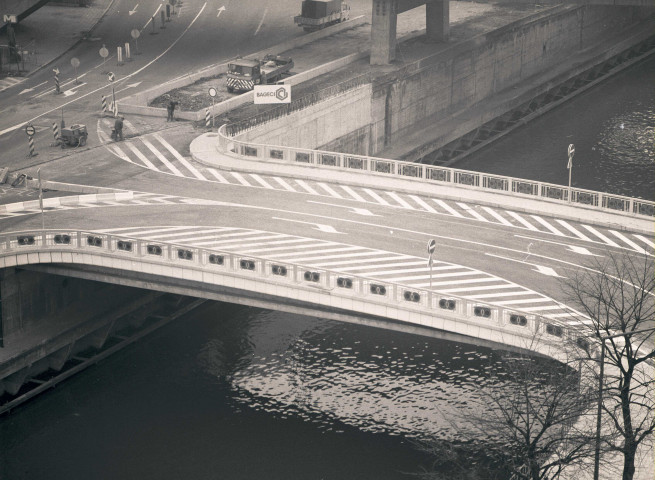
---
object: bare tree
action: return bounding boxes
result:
[563,252,655,480]
[415,353,598,480]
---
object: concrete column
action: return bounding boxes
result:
[426,0,449,42]
[371,0,398,65]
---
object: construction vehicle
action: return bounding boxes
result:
[226,54,294,93]
[59,124,88,147]
[294,0,350,32]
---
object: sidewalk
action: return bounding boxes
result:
[0,0,113,80]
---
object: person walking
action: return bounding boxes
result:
[114,116,124,141]
[167,101,177,121]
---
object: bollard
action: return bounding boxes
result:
[161,10,166,29]
[117,46,123,65]
[54,72,60,94]
[52,122,59,141]
[151,15,157,34]
[28,135,36,157]
[166,4,171,20]
[125,42,131,61]
[102,95,107,114]
[205,108,210,128]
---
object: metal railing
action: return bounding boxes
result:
[217,125,655,218]
[1,230,590,358]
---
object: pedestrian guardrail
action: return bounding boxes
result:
[0,230,592,359]
[217,125,655,218]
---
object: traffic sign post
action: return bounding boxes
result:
[25,123,37,157]
[567,143,575,203]
[37,168,44,230]
[208,87,217,128]
[108,72,116,117]
[427,239,436,289]
[53,67,60,94]
[71,57,80,84]
[131,29,141,55]
[99,44,109,67]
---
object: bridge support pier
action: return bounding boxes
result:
[371,0,450,65]
[426,0,449,42]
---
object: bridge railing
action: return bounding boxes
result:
[217,125,655,219]
[1,230,593,357]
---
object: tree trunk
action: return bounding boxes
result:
[622,445,636,480]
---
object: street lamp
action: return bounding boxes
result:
[593,326,655,480]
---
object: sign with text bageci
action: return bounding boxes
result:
[253,85,291,104]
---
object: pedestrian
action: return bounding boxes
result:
[168,101,177,121]
[114,115,124,141]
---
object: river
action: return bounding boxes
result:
[1,46,653,480]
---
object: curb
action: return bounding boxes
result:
[0,190,134,215]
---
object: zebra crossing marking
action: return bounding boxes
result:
[505,210,539,231]
[408,195,438,214]
[365,265,461,276]
[634,234,655,249]
[247,240,336,253]
[530,215,565,236]
[153,133,207,181]
[439,284,520,293]
[341,185,367,202]
[272,246,366,260]
[230,171,252,186]
[317,183,343,198]
[433,199,463,217]
[609,230,647,254]
[555,219,593,241]
[334,259,425,271]
[457,202,488,222]
[581,225,621,247]
[207,168,230,183]
[141,138,184,175]
[384,270,481,282]
[295,179,319,195]
[126,142,160,171]
[480,206,513,226]
[467,290,537,299]
[387,191,414,209]
[495,297,553,305]
[272,176,296,192]
[250,173,274,189]
[363,188,391,206]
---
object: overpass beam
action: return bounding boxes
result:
[426,0,449,42]
[371,0,398,65]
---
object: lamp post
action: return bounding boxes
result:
[593,326,655,480]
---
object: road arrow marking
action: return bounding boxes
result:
[19,80,47,95]
[533,265,561,277]
[129,3,139,15]
[63,82,87,96]
[567,245,600,256]
[217,5,225,18]
[307,200,381,217]
[273,217,344,234]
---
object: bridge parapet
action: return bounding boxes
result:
[1,229,591,363]
[215,125,655,229]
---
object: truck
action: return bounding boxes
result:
[294,0,350,33]
[226,54,294,93]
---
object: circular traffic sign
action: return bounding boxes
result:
[71,57,80,68]
[208,87,217,98]
[108,72,115,82]
[25,124,35,136]
[131,29,140,39]
[99,45,109,58]
[568,144,575,157]
[427,239,436,254]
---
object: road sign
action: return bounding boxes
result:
[131,28,140,39]
[25,124,35,136]
[108,72,115,82]
[427,239,436,254]
[99,45,109,58]
[254,85,291,104]
[208,87,217,97]
[3,14,17,24]
[71,57,80,68]
[568,144,575,157]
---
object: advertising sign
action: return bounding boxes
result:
[253,85,291,104]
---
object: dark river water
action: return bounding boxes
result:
[1,52,653,480]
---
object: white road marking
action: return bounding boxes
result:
[272,176,296,192]
[230,171,252,186]
[533,265,562,277]
[581,225,621,247]
[480,206,513,226]
[207,168,229,183]
[439,284,519,293]
[295,179,319,195]
[249,173,274,189]
[317,183,343,198]
[126,142,160,170]
[505,211,539,230]
[275,248,372,260]
[385,271,480,282]
[432,199,463,217]
[467,291,536,299]
[530,215,565,236]
[341,185,366,202]
[387,191,414,209]
[408,195,438,213]
[254,6,268,35]
[307,201,380,217]
[335,260,427,271]
[313,256,412,268]
[555,220,593,241]
[634,234,655,249]
[153,133,207,180]
[414,277,501,288]
[141,138,184,175]
[520,305,569,312]
[370,265,461,276]
[363,188,391,205]
[609,230,648,254]
[457,203,488,222]
[496,298,553,305]
[273,217,343,235]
